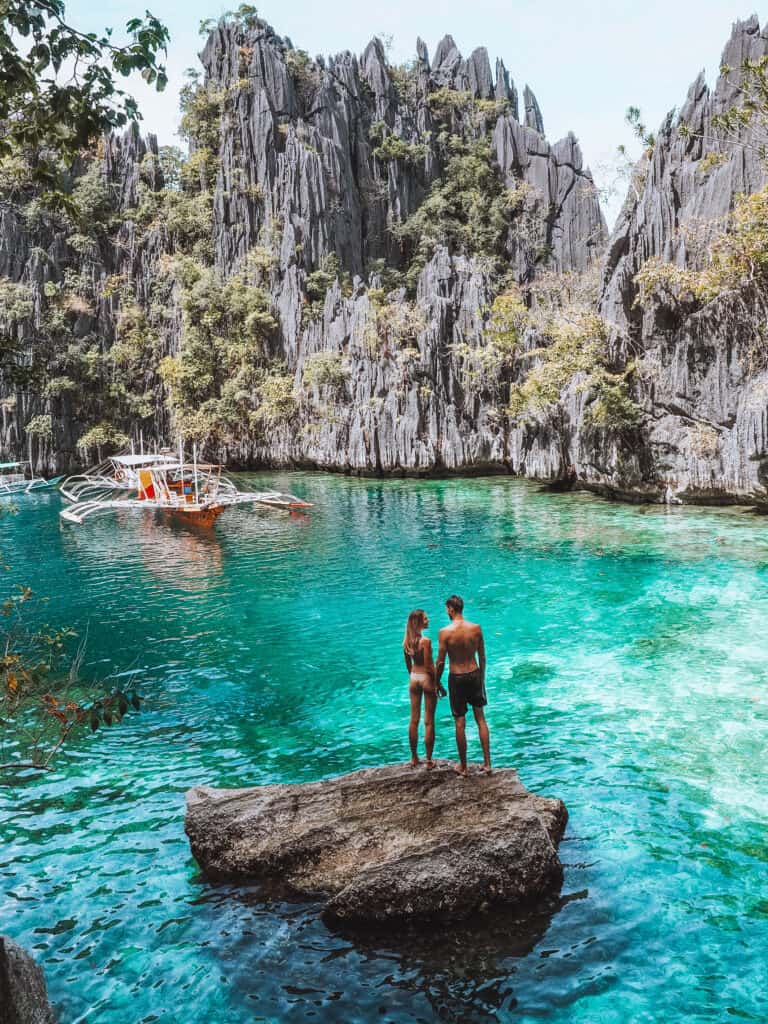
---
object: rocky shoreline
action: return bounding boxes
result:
[0,935,56,1024]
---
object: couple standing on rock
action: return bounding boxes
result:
[403,594,492,776]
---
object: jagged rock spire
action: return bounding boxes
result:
[523,85,544,134]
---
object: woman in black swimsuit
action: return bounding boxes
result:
[403,609,437,768]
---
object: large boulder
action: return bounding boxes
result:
[0,936,56,1024]
[185,762,567,925]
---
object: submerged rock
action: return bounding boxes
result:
[0,936,56,1024]
[185,762,567,924]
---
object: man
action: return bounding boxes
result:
[435,595,491,776]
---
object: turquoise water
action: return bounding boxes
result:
[1,474,767,1023]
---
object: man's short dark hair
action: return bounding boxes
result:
[446,594,464,613]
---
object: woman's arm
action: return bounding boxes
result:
[404,649,412,675]
[423,638,439,692]
[423,637,435,676]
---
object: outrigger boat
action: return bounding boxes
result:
[59,447,312,526]
[0,461,62,496]
[60,451,180,502]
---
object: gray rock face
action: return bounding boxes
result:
[5,15,767,507]
[591,16,768,504]
[0,16,606,479]
[0,936,56,1024]
[185,762,567,925]
[197,19,604,474]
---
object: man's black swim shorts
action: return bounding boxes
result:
[448,668,487,718]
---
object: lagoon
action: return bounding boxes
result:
[1,474,767,1023]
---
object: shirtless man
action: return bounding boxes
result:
[435,595,491,776]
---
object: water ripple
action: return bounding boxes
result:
[1,476,767,1022]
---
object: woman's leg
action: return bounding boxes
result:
[423,690,437,767]
[408,682,422,766]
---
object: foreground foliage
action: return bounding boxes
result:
[0,512,141,774]
[0,0,169,197]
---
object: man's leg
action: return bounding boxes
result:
[473,706,491,774]
[408,683,422,766]
[453,715,468,775]
[423,691,437,766]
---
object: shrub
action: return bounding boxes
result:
[504,268,642,429]
[393,137,511,289]
[77,422,129,454]
[635,185,768,308]
[70,163,114,227]
[584,371,643,430]
[0,279,33,326]
[179,83,224,151]
[25,414,53,439]
[427,87,473,123]
[302,352,349,389]
[371,132,427,165]
[253,370,297,427]
[508,311,606,416]
[43,377,78,398]
[362,297,426,355]
[161,260,279,442]
[284,47,318,102]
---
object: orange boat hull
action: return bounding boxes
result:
[169,504,224,528]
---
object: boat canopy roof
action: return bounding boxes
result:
[133,461,221,473]
[112,454,179,467]
[0,461,28,469]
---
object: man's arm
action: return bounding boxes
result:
[434,631,448,697]
[435,629,447,685]
[477,627,486,683]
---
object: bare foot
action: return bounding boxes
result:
[410,757,421,768]
[481,764,493,776]
[426,759,435,770]
[453,764,468,777]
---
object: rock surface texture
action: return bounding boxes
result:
[0,936,56,1024]
[185,762,567,924]
[2,15,767,505]
[0,16,604,478]
[589,16,768,504]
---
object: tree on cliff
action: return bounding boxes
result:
[0,0,169,197]
[636,56,768,325]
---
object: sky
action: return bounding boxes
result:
[68,0,768,225]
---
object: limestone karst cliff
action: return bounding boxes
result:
[0,14,605,476]
[1,13,767,505]
[593,15,768,503]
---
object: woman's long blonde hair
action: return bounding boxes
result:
[403,609,427,655]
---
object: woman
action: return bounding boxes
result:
[403,609,437,768]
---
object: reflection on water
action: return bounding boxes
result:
[61,511,226,593]
[1,476,767,1023]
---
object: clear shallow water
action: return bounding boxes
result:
[1,474,767,1024]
